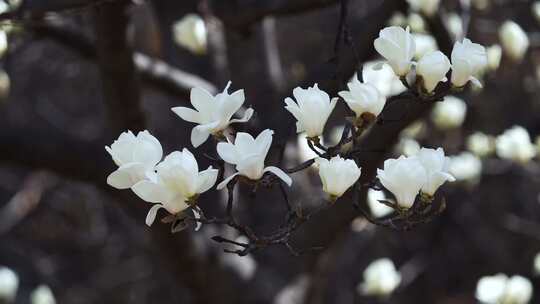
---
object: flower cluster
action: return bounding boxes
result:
[475,274,533,304]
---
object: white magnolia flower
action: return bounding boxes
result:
[338,74,386,119]
[407,13,427,33]
[406,0,440,17]
[448,152,482,182]
[467,132,495,157]
[216,129,292,189]
[367,189,394,218]
[315,156,361,199]
[445,13,464,41]
[358,258,401,297]
[172,14,207,55]
[413,33,438,60]
[496,126,536,163]
[172,82,254,147]
[534,2,540,24]
[377,156,427,208]
[450,38,487,88]
[476,274,533,304]
[284,84,337,138]
[416,147,455,196]
[395,137,421,157]
[416,51,451,93]
[431,96,467,130]
[499,21,529,62]
[362,61,406,98]
[374,26,416,76]
[132,149,218,226]
[388,12,407,27]
[534,252,540,275]
[105,130,163,190]
[0,266,18,302]
[30,285,56,304]
[486,45,502,72]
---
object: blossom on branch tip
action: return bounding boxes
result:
[132,149,218,226]
[338,74,386,120]
[105,130,163,190]
[416,147,455,196]
[172,82,254,148]
[416,51,451,93]
[315,156,361,200]
[450,38,487,88]
[374,26,416,77]
[216,129,292,189]
[284,84,337,138]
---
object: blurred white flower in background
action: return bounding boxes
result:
[407,13,427,33]
[217,129,292,189]
[413,34,438,60]
[0,266,18,303]
[499,21,529,62]
[30,285,56,304]
[172,14,207,55]
[358,258,401,297]
[406,0,440,17]
[472,0,490,11]
[388,12,407,27]
[362,61,406,98]
[284,84,337,138]
[338,74,386,119]
[476,274,533,304]
[105,130,163,190]
[220,236,257,281]
[416,51,451,93]
[445,13,463,41]
[448,152,482,182]
[467,132,495,157]
[297,133,318,163]
[496,126,536,163]
[395,137,421,157]
[377,156,427,208]
[534,253,540,276]
[172,82,253,147]
[367,189,394,218]
[315,156,361,200]
[431,96,467,130]
[533,2,540,24]
[450,39,487,88]
[374,26,416,76]
[400,120,426,139]
[486,45,502,72]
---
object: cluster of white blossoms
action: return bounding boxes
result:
[475,274,533,304]
[495,126,537,164]
[377,147,455,208]
[357,258,401,298]
[374,26,487,92]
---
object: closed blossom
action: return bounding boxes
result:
[374,26,416,76]
[496,126,536,163]
[416,147,455,196]
[132,149,218,226]
[216,129,292,189]
[499,21,529,61]
[315,155,361,199]
[431,96,467,130]
[338,74,386,118]
[284,84,337,138]
[172,14,207,55]
[450,38,487,88]
[172,82,254,147]
[105,130,163,190]
[377,155,427,208]
[416,51,451,93]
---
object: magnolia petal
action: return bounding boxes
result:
[171,106,202,123]
[145,203,164,226]
[263,166,292,187]
[190,86,214,113]
[192,207,202,231]
[230,108,254,124]
[469,76,483,88]
[217,173,240,190]
[216,142,239,164]
[132,180,168,203]
[191,121,220,147]
[197,167,219,193]
[106,163,146,189]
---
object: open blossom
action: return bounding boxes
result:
[0,266,18,302]
[377,155,427,208]
[450,38,487,88]
[315,156,361,199]
[132,149,218,226]
[416,147,455,196]
[216,129,292,189]
[172,82,254,148]
[284,84,337,138]
[105,130,162,190]
[476,274,533,304]
[416,51,451,93]
[172,14,207,55]
[338,74,386,119]
[496,126,536,163]
[431,96,467,130]
[374,26,416,76]
[357,258,401,297]
[499,21,529,61]
[406,0,440,17]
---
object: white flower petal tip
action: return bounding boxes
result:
[374,26,416,76]
[284,84,336,138]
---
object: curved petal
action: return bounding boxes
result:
[192,207,202,231]
[197,167,219,193]
[220,89,245,121]
[133,140,162,166]
[254,129,274,157]
[171,106,202,123]
[132,180,168,203]
[190,86,214,113]
[107,163,146,189]
[145,203,164,226]
[216,172,240,190]
[191,121,219,147]
[217,142,239,164]
[230,108,254,124]
[263,166,292,187]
